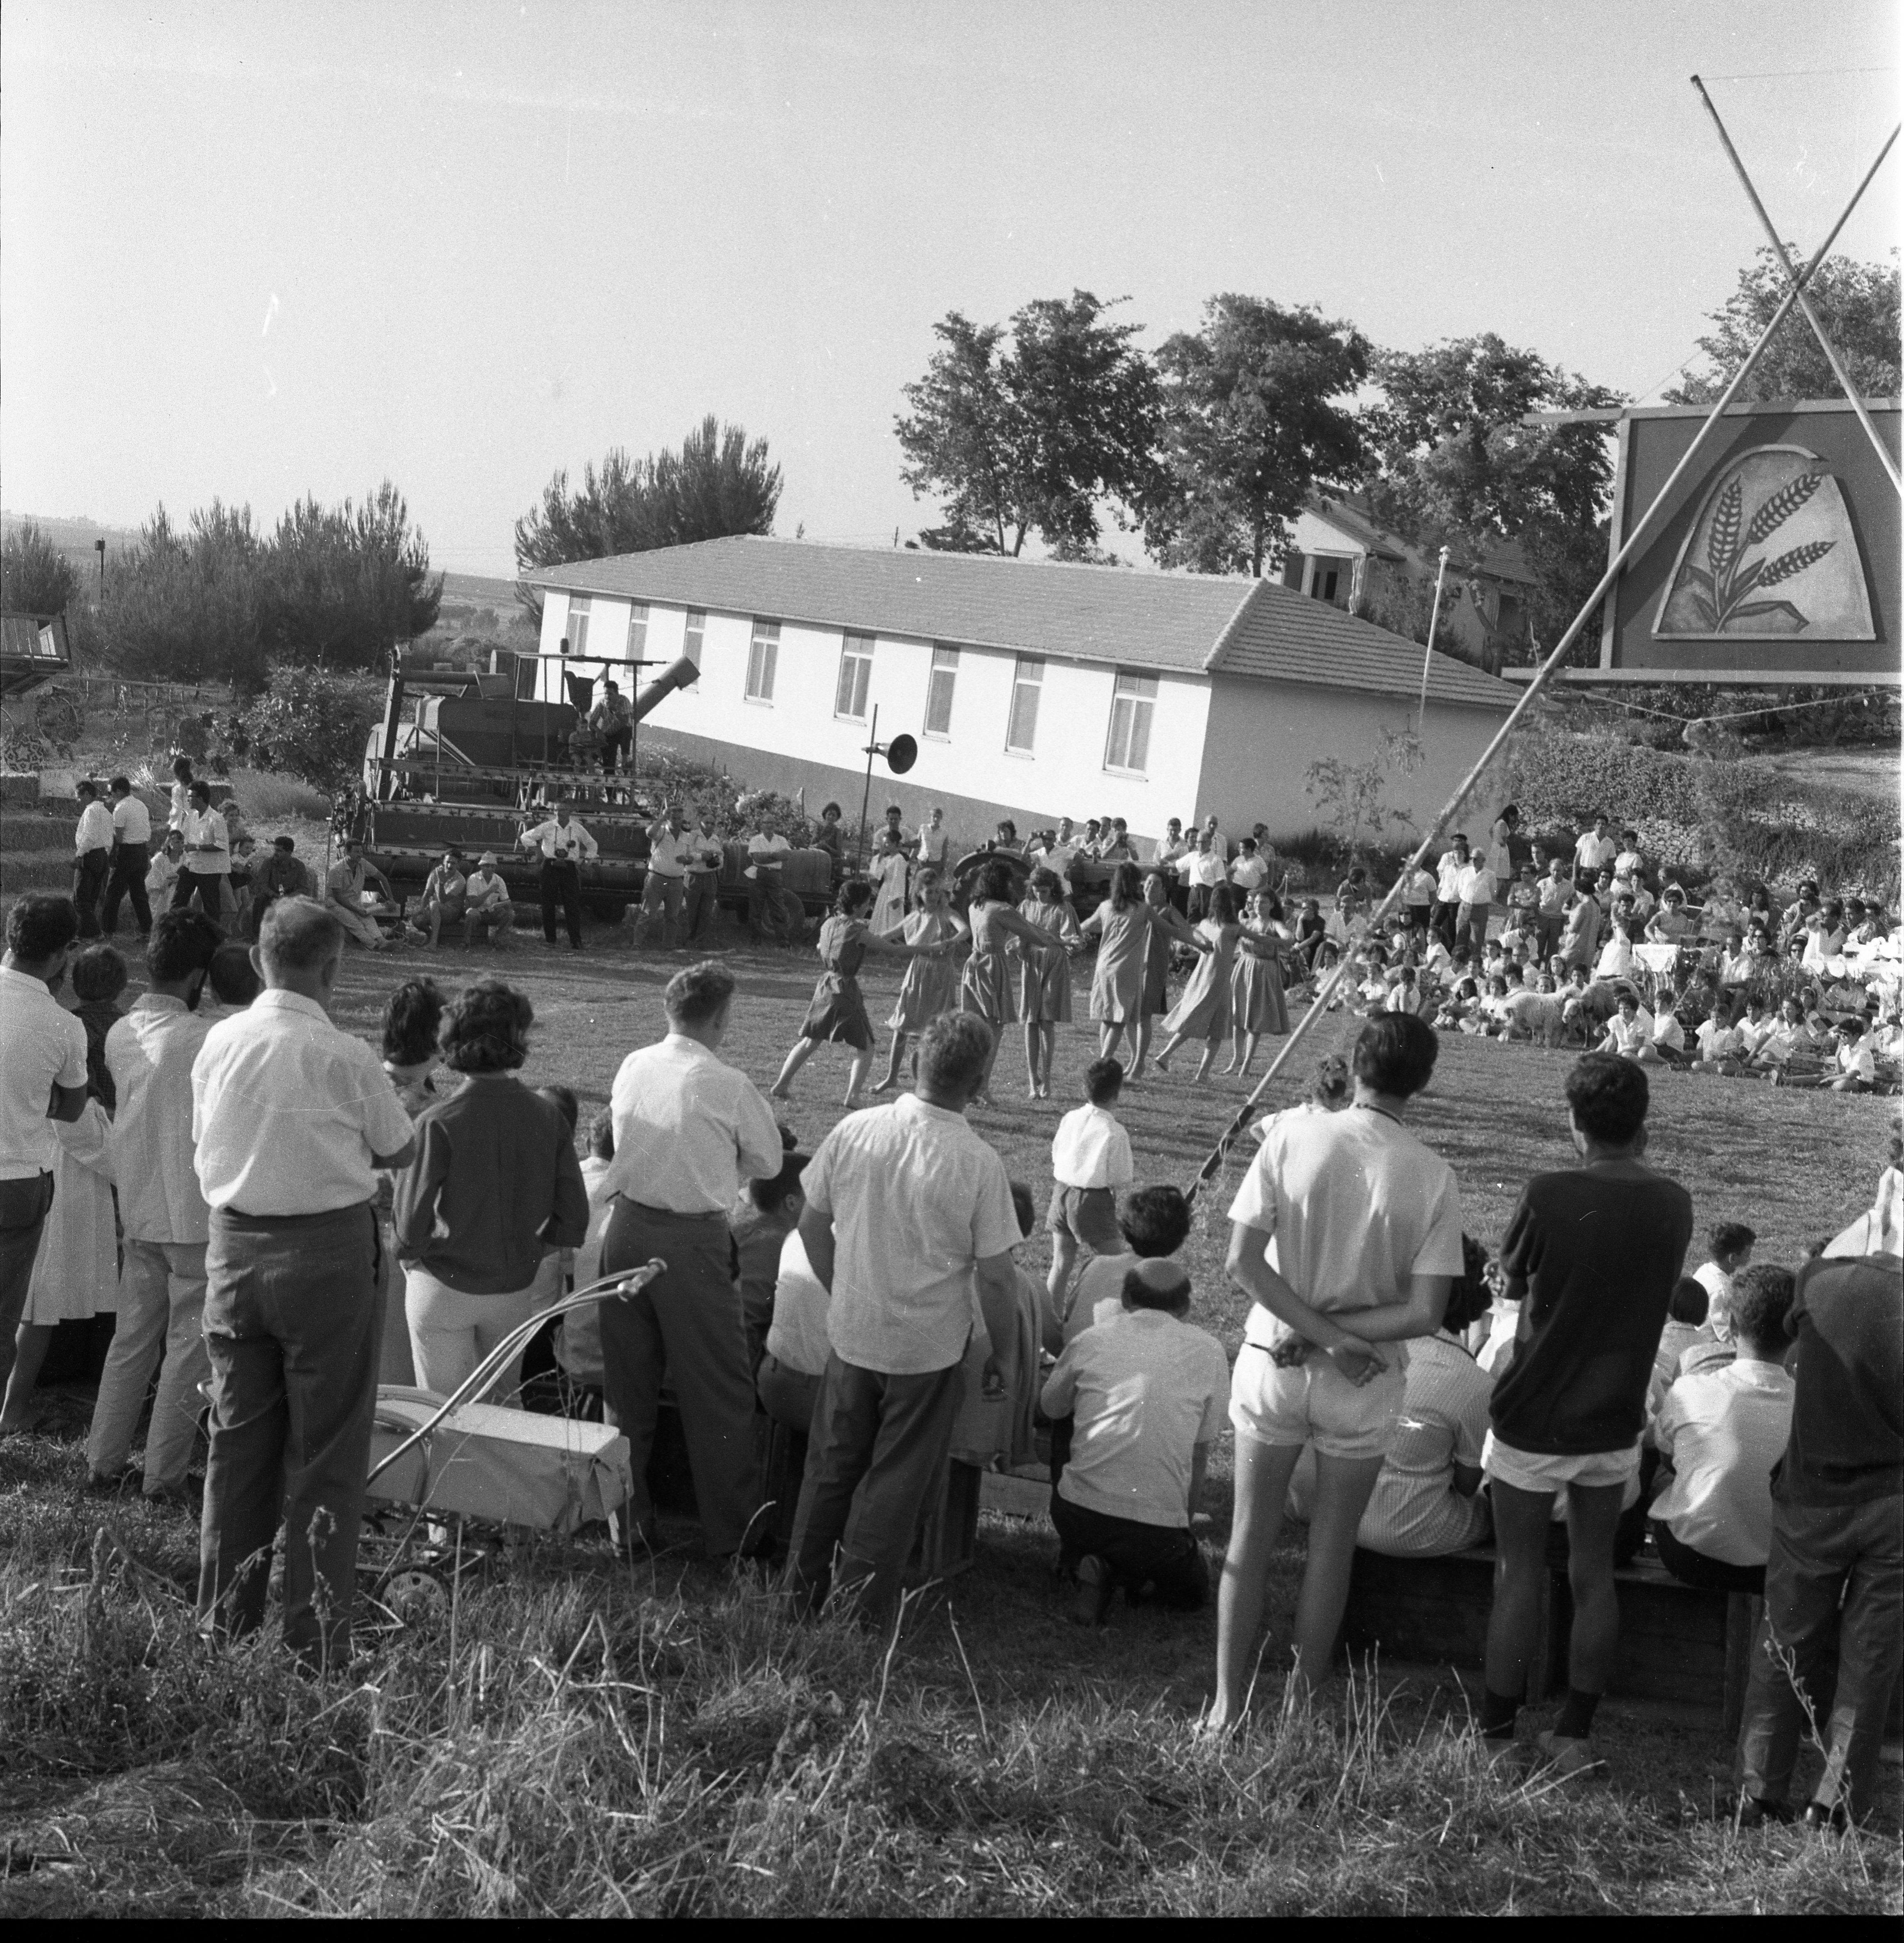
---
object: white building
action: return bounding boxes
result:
[527,537,1516,850]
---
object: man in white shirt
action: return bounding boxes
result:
[462,852,513,948]
[146,829,185,909]
[638,805,690,950]
[915,807,952,873]
[87,909,223,1499]
[682,814,725,944]
[1573,813,1617,888]
[1433,836,1470,953]
[1650,1265,1796,1593]
[71,780,117,939]
[588,679,633,773]
[519,798,597,949]
[1403,859,1437,935]
[172,780,231,921]
[786,1012,1023,1623]
[1045,1058,1135,1311]
[1229,838,1271,897]
[599,960,785,1559]
[0,896,90,1395]
[102,776,155,939]
[323,840,395,950]
[1041,1260,1230,1623]
[192,895,415,1668]
[1184,831,1229,921]
[746,827,797,943]
[1454,854,1497,965]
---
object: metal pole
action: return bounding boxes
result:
[1417,545,1451,735]
[1691,80,1902,493]
[856,704,879,873]
[1183,126,1894,1204]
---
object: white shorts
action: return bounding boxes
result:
[1481,1432,1640,1495]
[1230,1348,1404,1461]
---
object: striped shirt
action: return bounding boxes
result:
[1354,1331,1494,1557]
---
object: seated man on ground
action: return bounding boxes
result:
[1647,1274,1709,1421]
[1649,1265,1796,1595]
[410,849,468,949]
[323,839,395,951]
[1039,1259,1231,1625]
[463,852,513,947]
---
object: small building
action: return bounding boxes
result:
[527,537,1516,850]
[1283,495,1538,673]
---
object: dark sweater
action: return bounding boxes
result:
[1775,1252,1904,1507]
[392,1073,590,1295]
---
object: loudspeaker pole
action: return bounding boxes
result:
[856,704,880,873]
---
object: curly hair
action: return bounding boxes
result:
[381,978,446,1068]
[835,878,875,916]
[977,859,1016,904]
[69,943,129,1004]
[439,979,533,1073]
[1565,1052,1649,1146]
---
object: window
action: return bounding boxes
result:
[627,601,649,662]
[835,632,874,719]
[683,609,706,682]
[746,618,779,701]
[562,594,591,657]
[924,645,959,737]
[1005,654,1044,753]
[1104,670,1157,774]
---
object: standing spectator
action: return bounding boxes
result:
[1403,856,1437,935]
[1454,847,1497,965]
[462,852,513,948]
[915,805,952,873]
[71,780,115,939]
[87,910,223,1499]
[393,981,589,1400]
[785,1012,1022,1623]
[1045,1058,1135,1315]
[0,896,88,1401]
[599,960,783,1558]
[1151,818,1190,879]
[519,797,596,950]
[1478,1054,1693,1777]
[1560,882,1602,974]
[1208,1014,1464,1728]
[1229,836,1270,898]
[1486,804,1521,884]
[1183,829,1228,921]
[745,823,797,943]
[1734,1223,1902,1829]
[1535,857,1570,961]
[870,828,911,934]
[166,754,195,832]
[1650,1265,1796,1594]
[682,813,725,944]
[639,804,691,949]
[588,678,634,773]
[1433,836,1470,953]
[810,802,846,884]
[1572,812,1617,889]
[172,780,231,920]
[191,896,416,1668]
[146,829,185,910]
[323,838,394,951]
[101,777,154,940]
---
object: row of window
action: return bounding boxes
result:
[556,597,1156,775]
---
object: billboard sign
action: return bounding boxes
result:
[1599,400,1898,685]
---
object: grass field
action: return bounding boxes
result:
[0,909,1897,1916]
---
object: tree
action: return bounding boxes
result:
[1,520,80,615]
[105,502,269,692]
[1360,334,1624,655]
[1666,248,1900,406]
[514,416,781,621]
[895,291,1162,558]
[229,665,379,794]
[1144,296,1370,579]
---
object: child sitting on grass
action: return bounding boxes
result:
[1045,1058,1135,1319]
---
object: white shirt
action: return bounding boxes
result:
[1405,867,1437,906]
[746,832,790,878]
[1455,862,1496,907]
[0,965,89,1180]
[74,800,114,855]
[1186,849,1229,888]
[1695,1018,1739,1062]
[521,816,597,862]
[146,852,181,898]
[1041,1307,1231,1528]
[1050,1102,1135,1192]
[684,831,724,874]
[916,823,951,870]
[606,1033,783,1215]
[1604,1008,1654,1055]
[1692,1261,1735,1339]
[1574,831,1616,871]
[646,827,690,877]
[765,1228,834,1377]
[803,1092,1020,1376]
[1652,1359,1795,1565]
[1357,1331,1494,1556]
[191,988,413,1214]
[168,779,192,831]
[108,994,215,1244]
[1435,852,1468,900]
[1228,1103,1464,1365]
[1838,1038,1877,1084]
[1053,1249,1137,1347]
[465,869,511,914]
[1229,854,1270,894]
[178,806,230,874]
[111,794,152,846]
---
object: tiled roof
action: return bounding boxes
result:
[531,536,1515,710]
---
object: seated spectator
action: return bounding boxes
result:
[410,849,469,949]
[1649,1265,1796,1594]
[463,852,514,948]
[1039,1259,1231,1624]
[1596,989,1657,1062]
[733,1144,809,1372]
[202,941,263,1017]
[1648,1274,1709,1423]
[554,1110,619,1399]
[1046,1182,1192,1354]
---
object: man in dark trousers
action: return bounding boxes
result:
[518,797,597,950]
[102,775,154,939]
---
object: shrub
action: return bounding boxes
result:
[227,666,380,798]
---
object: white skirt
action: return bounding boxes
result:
[24,1104,119,1326]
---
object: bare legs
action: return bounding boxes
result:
[0,1323,57,1435]
[1224,1030,1263,1078]
[1209,1435,1385,1731]
[1153,1029,1220,1082]
[773,1036,877,1108]
[843,1046,874,1107]
[875,1029,911,1093]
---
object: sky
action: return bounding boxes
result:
[3,0,1898,576]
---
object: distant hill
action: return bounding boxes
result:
[441,570,523,604]
[2,510,142,592]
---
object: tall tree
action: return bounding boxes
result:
[1360,334,1624,655]
[895,291,1162,558]
[1666,248,1900,405]
[1144,296,1370,578]
[0,520,80,614]
[105,502,269,691]
[514,416,781,621]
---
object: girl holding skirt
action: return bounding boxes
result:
[960,859,1070,1106]
[1226,890,1292,1079]
[876,868,969,1092]
[1082,863,1207,1080]
[1153,885,1244,1082]
[1015,867,1082,1100]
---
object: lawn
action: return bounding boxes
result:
[0,907,1897,1917]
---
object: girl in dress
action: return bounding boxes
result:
[870,828,911,934]
[876,867,969,1093]
[1081,863,1206,1079]
[1225,890,1291,1078]
[772,879,945,1109]
[1015,866,1082,1100]
[959,860,1070,1106]
[1153,885,1244,1082]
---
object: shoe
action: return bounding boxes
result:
[1069,1555,1112,1627]
[1733,1795,1794,1830]
[1534,1730,1602,1781]
[1801,1800,1851,1833]
[84,1467,134,1496]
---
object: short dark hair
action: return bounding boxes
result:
[1731,1264,1796,1352]
[1353,1013,1439,1099]
[835,878,875,916]
[822,801,842,819]
[208,942,263,1007]
[70,942,128,1003]
[918,1011,991,1097]
[1118,1185,1191,1258]
[1009,1180,1035,1239]
[749,1148,810,1213]
[146,908,221,984]
[1565,1052,1649,1146]
[538,1084,579,1134]
[1443,1234,1495,1335]
[1707,1221,1756,1262]
[188,779,211,803]
[588,1109,615,1161]
[258,896,342,975]
[172,755,193,779]
[665,959,735,1029]
[382,978,446,1068]
[1668,1276,1709,1327]
[76,779,98,801]
[1123,1259,1191,1316]
[109,775,132,795]
[440,979,534,1072]
[1084,1057,1123,1107]
[6,893,80,965]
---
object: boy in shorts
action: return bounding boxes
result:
[1046,1059,1134,1314]
[1479,1053,1693,1777]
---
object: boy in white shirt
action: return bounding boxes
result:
[1689,1221,1754,1347]
[1040,1258,1230,1623]
[1046,1058,1135,1311]
[1597,990,1657,1061]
